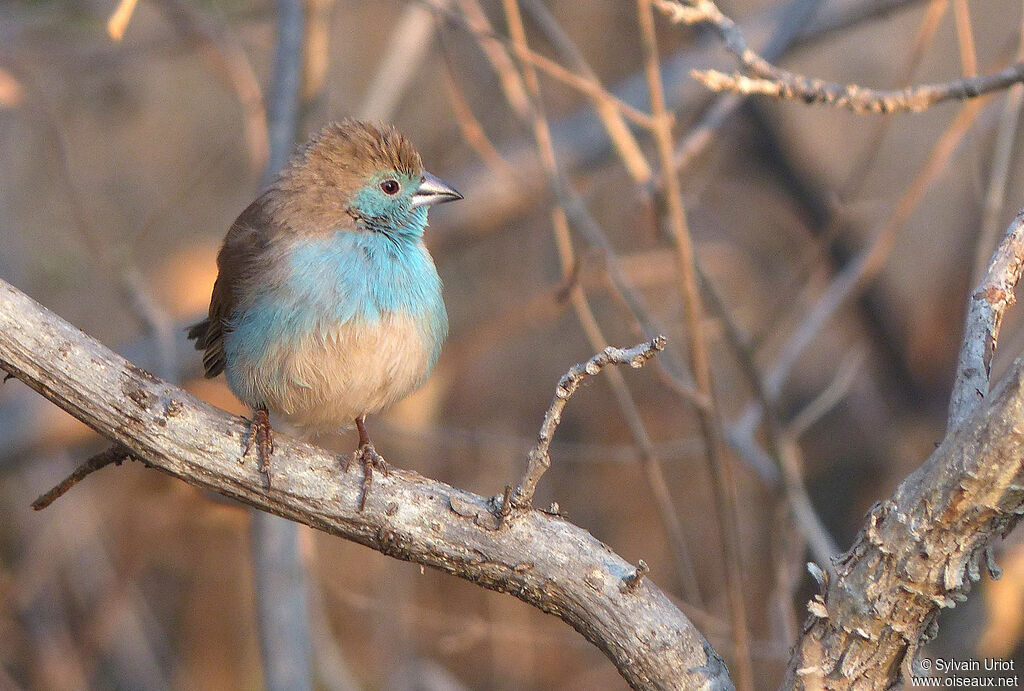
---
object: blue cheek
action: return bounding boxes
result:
[352,185,409,229]
[353,186,390,218]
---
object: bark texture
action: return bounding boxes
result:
[783,357,1024,689]
[0,278,732,691]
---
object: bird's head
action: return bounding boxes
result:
[270,120,462,240]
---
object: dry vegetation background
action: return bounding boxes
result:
[4,0,1024,688]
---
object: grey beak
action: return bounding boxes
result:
[411,171,463,209]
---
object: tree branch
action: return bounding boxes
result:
[30,444,133,510]
[657,0,1024,114]
[0,278,731,691]
[783,210,1024,688]
[948,208,1024,430]
[784,354,1024,688]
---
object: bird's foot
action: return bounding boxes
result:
[348,441,390,512]
[243,407,274,488]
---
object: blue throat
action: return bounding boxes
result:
[224,209,447,386]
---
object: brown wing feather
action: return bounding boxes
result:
[188,197,275,378]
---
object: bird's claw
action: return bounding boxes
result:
[351,442,389,511]
[244,407,274,487]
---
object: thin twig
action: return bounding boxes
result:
[768,501,804,646]
[32,445,133,510]
[658,0,1024,114]
[698,267,839,567]
[358,0,449,121]
[450,0,531,115]
[973,8,1024,282]
[155,0,269,173]
[671,0,827,175]
[637,2,753,688]
[107,0,140,41]
[784,346,867,440]
[511,41,656,129]
[554,210,703,603]
[437,36,518,180]
[975,86,1024,280]
[838,0,948,199]
[549,174,706,404]
[512,337,667,509]
[951,0,977,78]
[435,0,656,130]
[500,0,702,602]
[688,63,1024,113]
[520,0,654,183]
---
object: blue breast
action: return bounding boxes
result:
[223,228,448,406]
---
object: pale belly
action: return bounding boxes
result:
[229,313,435,435]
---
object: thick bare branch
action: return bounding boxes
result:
[0,279,729,691]
[784,355,1024,688]
[783,208,1024,688]
[948,208,1024,430]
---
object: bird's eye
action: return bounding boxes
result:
[380,179,400,195]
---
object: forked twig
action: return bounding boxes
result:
[512,337,666,509]
[500,0,701,602]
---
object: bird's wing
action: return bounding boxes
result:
[188,196,276,378]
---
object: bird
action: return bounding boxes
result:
[188,120,461,507]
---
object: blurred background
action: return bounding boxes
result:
[3,0,1024,688]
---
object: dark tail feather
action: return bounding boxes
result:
[186,318,226,378]
[187,319,210,348]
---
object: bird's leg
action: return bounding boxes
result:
[356,414,371,448]
[352,415,389,511]
[243,404,274,487]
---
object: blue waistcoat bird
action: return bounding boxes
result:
[188,120,461,502]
